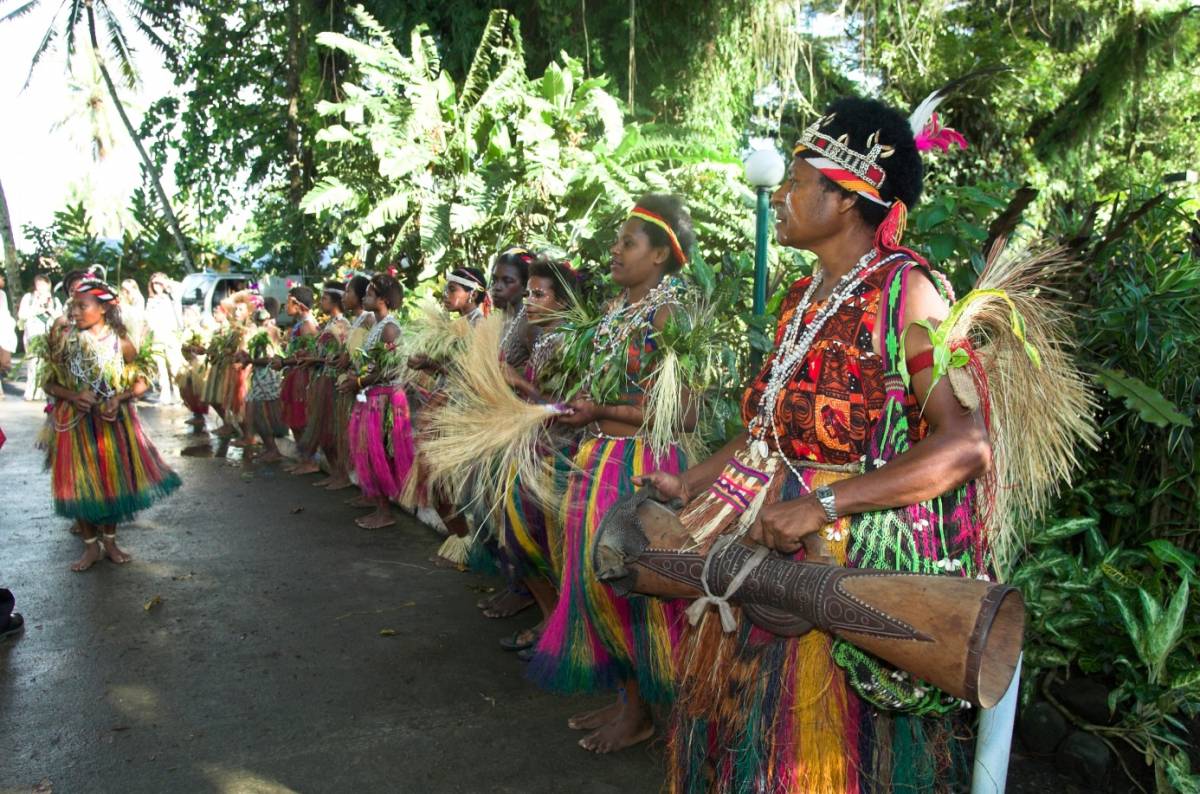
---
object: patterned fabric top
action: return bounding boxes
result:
[741,262,928,465]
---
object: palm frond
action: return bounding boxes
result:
[98,2,139,89]
[1,0,42,23]
[22,0,65,89]
[458,9,513,115]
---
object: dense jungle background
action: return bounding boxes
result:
[1,1,1198,790]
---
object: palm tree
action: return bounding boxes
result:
[2,0,196,272]
[0,176,20,311]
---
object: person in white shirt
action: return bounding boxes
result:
[145,272,183,404]
[17,274,62,400]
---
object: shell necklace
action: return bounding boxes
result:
[747,248,903,480]
[68,327,122,400]
[584,277,683,388]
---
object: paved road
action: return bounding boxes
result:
[0,391,662,793]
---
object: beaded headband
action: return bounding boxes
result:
[75,278,117,303]
[629,207,688,266]
[792,114,895,207]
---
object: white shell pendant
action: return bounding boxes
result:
[753,438,771,460]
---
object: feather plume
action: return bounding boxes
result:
[908,65,1010,137]
[933,244,1098,575]
[420,313,571,518]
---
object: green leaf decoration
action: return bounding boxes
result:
[1095,368,1193,428]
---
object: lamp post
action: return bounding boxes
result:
[743,147,787,317]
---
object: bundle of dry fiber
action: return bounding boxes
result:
[420,312,570,521]
[929,243,1098,576]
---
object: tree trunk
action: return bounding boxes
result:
[85,2,195,274]
[285,0,305,271]
[0,176,20,311]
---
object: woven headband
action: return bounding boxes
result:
[446,273,486,292]
[628,207,687,266]
[74,278,117,303]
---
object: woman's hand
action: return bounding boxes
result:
[72,389,99,412]
[269,356,283,371]
[98,396,121,422]
[336,376,359,395]
[555,398,599,428]
[746,496,827,555]
[335,352,351,371]
[634,471,688,503]
[407,354,433,372]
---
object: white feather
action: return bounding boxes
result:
[908,89,947,137]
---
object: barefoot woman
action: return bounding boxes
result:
[531,194,697,753]
[42,279,181,571]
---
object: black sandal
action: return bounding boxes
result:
[0,612,24,640]
[499,628,538,652]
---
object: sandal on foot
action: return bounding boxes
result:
[0,612,24,640]
[499,628,539,652]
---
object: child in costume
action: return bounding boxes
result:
[340,274,414,530]
[202,304,231,434]
[530,194,698,754]
[41,279,181,571]
[298,282,350,481]
[325,275,375,491]
[276,286,319,456]
[177,306,211,430]
[239,305,288,463]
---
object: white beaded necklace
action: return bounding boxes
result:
[747,249,904,480]
[67,327,122,400]
[584,277,683,389]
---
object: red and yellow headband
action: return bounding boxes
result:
[629,207,687,266]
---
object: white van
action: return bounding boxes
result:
[176,272,305,319]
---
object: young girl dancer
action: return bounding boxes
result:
[341,275,413,530]
[41,279,181,571]
[240,306,288,463]
[276,286,319,458]
[326,275,374,491]
[299,282,350,481]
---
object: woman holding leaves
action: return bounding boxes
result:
[530,194,699,754]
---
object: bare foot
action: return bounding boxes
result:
[258,450,284,464]
[311,476,333,488]
[345,495,373,508]
[230,437,252,448]
[568,701,623,731]
[481,590,535,619]
[69,520,83,536]
[355,509,395,530]
[102,537,132,564]
[323,476,353,491]
[214,425,236,437]
[71,541,103,572]
[291,461,321,475]
[578,703,653,753]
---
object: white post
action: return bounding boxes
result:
[971,653,1022,794]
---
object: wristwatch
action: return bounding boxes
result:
[814,485,838,523]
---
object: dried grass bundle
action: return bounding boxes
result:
[937,244,1099,575]
[402,297,472,361]
[420,313,569,519]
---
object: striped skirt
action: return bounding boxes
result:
[529,434,685,702]
[49,400,181,524]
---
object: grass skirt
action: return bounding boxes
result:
[177,361,209,414]
[499,445,573,584]
[280,367,311,432]
[298,373,336,458]
[49,400,181,524]
[347,385,416,501]
[221,362,249,417]
[665,468,970,794]
[203,359,227,406]
[246,399,287,439]
[529,435,684,702]
[334,386,355,474]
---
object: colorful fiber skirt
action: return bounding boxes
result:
[177,365,209,415]
[246,399,287,439]
[334,381,355,475]
[221,362,249,417]
[49,400,181,525]
[298,372,336,458]
[665,468,971,794]
[347,385,416,501]
[280,366,311,432]
[203,359,227,406]
[529,434,685,701]
[499,445,574,584]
